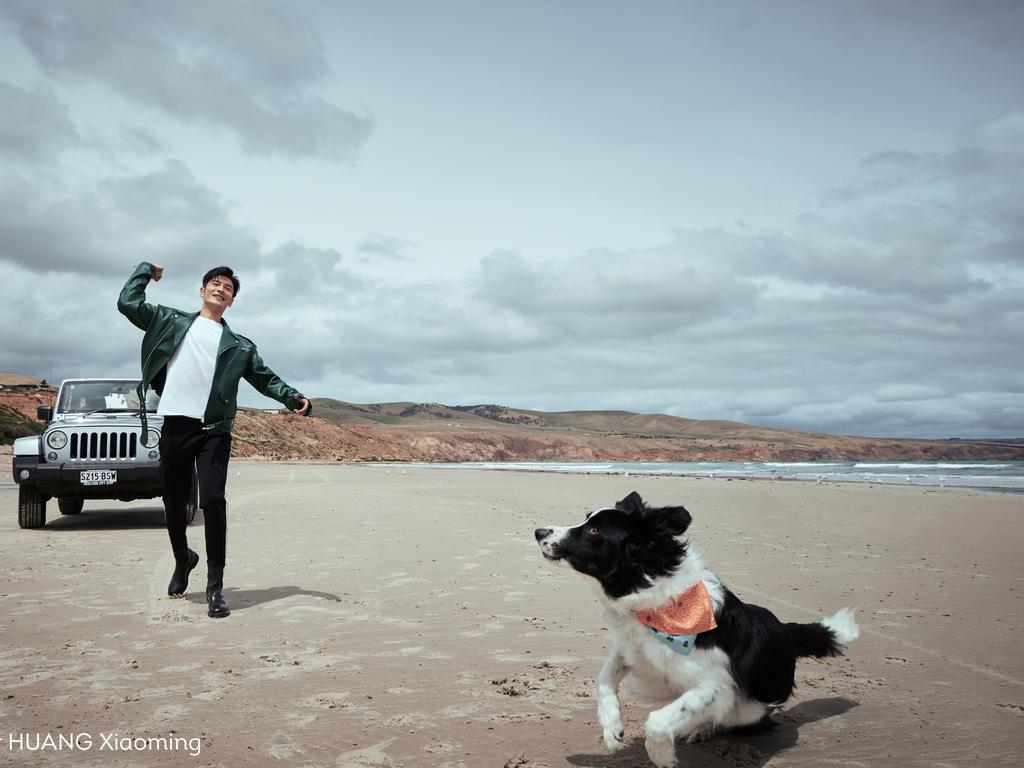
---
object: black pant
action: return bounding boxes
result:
[159,416,232,567]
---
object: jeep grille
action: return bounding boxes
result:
[70,431,138,460]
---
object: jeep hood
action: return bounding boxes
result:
[52,413,166,430]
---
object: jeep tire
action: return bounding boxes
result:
[18,486,46,529]
[58,497,84,516]
[184,468,199,525]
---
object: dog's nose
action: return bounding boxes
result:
[535,527,552,542]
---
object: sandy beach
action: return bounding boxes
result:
[1,463,1022,767]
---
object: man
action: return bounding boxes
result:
[118,263,310,618]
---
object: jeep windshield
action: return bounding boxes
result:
[57,380,160,415]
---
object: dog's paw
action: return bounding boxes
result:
[597,698,624,752]
[645,711,679,768]
[644,733,678,768]
[685,725,713,744]
[602,725,625,752]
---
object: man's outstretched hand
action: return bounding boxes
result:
[153,264,164,281]
[297,398,311,416]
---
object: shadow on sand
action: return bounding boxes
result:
[184,585,343,612]
[39,504,187,531]
[567,697,859,768]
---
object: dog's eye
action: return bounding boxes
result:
[587,526,599,535]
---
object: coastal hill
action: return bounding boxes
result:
[2,386,1021,462]
[306,399,1024,463]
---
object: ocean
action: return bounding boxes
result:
[391,460,1024,491]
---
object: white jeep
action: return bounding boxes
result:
[12,378,197,529]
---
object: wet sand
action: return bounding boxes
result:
[1,463,1022,767]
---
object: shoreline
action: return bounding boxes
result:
[354,459,1024,496]
[4,449,1020,497]
[222,456,1024,496]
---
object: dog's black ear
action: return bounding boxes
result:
[617,491,644,512]
[660,505,692,536]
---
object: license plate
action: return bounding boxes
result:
[81,470,117,485]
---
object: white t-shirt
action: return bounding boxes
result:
[157,316,223,420]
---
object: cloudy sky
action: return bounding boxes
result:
[1,1,1021,439]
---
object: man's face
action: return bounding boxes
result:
[200,275,235,312]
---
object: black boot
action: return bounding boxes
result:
[168,548,199,598]
[206,565,230,618]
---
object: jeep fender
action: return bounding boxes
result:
[14,435,42,457]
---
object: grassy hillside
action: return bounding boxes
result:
[310,400,538,429]
[0,404,43,445]
[313,399,821,440]
[308,397,1024,461]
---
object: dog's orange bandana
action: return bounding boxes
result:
[635,581,718,636]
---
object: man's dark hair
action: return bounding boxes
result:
[202,266,240,297]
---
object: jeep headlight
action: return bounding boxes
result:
[142,430,160,449]
[46,430,68,450]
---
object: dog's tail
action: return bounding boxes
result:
[787,607,859,658]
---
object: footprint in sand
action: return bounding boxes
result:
[424,739,460,755]
[398,645,450,659]
[174,634,209,649]
[384,711,433,728]
[333,737,398,766]
[460,622,505,638]
[439,702,486,719]
[267,731,306,759]
[713,741,767,767]
[381,576,429,589]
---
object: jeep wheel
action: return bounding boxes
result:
[184,469,199,525]
[18,486,46,529]
[58,497,84,515]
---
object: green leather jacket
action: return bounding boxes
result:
[118,262,306,439]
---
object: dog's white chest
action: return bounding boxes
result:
[606,614,730,698]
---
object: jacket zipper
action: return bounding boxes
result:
[142,322,176,380]
[203,337,239,430]
[136,322,176,442]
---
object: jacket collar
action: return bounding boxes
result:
[215,316,241,355]
[191,312,241,356]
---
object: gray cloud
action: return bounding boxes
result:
[474,248,759,339]
[0,265,157,386]
[258,242,365,298]
[0,0,374,160]
[0,159,260,277]
[862,0,1024,52]
[355,235,412,261]
[0,82,79,159]
[119,126,168,156]
[0,80,355,394]
[829,112,1024,245]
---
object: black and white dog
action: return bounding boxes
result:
[534,491,858,768]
